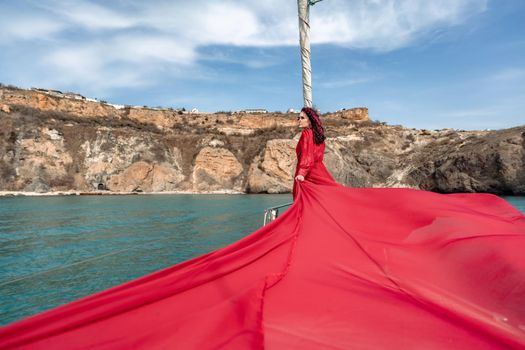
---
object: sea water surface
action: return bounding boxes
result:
[0,194,523,326]
[0,193,291,326]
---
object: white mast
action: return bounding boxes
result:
[297,0,312,108]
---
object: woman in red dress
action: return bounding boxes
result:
[1,108,524,349]
[293,107,336,200]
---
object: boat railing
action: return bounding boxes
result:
[263,202,293,226]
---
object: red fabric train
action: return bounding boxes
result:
[1,128,524,349]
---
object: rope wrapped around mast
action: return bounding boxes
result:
[297,0,313,108]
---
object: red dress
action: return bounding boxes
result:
[293,128,336,200]
[1,130,525,349]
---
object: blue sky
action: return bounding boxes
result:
[0,0,524,130]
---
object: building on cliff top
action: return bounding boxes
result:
[64,92,86,100]
[31,87,64,97]
[31,87,88,101]
[241,109,268,114]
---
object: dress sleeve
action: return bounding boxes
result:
[297,129,314,177]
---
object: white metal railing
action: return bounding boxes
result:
[263,202,294,226]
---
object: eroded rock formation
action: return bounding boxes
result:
[1,85,524,195]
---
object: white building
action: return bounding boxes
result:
[242,109,268,114]
[31,87,64,97]
[64,92,86,100]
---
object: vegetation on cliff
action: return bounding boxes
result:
[1,86,524,194]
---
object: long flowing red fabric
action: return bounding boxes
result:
[1,129,525,349]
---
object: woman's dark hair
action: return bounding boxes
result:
[301,107,325,144]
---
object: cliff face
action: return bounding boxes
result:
[1,86,524,194]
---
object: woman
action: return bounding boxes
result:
[1,109,524,349]
[293,107,336,200]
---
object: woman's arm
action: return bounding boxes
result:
[296,129,314,180]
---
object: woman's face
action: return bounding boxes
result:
[297,111,311,129]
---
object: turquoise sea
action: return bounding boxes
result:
[0,194,523,326]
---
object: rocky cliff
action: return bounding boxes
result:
[1,85,524,195]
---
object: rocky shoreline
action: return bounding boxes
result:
[1,85,524,195]
[0,189,247,197]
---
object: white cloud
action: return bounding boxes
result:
[40,34,198,91]
[1,0,489,89]
[109,35,196,64]
[36,1,136,31]
[0,16,65,43]
[488,68,525,82]
[198,48,284,69]
[7,0,489,48]
[41,45,148,91]
[309,0,488,50]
